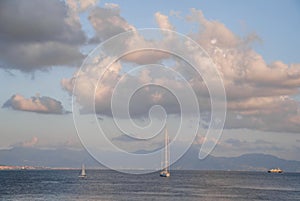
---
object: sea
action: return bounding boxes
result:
[0,170,299,201]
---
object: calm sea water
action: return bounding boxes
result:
[0,170,299,201]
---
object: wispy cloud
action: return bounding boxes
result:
[11,136,39,148]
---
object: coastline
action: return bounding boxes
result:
[0,165,79,171]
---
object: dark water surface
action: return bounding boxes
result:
[0,170,299,201]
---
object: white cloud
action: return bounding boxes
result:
[155,12,174,30]
[66,0,99,12]
[88,6,135,42]
[62,57,122,115]
[2,94,68,114]
[61,58,188,117]
[79,0,98,11]
[60,7,300,133]
[185,8,300,132]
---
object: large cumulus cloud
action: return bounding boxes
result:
[186,9,300,132]
[61,9,300,133]
[61,58,184,117]
[0,0,86,71]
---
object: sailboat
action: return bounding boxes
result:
[160,128,170,177]
[78,164,87,178]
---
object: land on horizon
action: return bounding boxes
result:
[0,146,299,172]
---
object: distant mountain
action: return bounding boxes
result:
[0,146,299,172]
[172,145,300,172]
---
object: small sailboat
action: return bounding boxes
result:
[78,164,87,178]
[160,128,170,177]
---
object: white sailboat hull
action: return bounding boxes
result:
[160,171,170,177]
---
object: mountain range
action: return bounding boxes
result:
[0,146,299,172]
[171,145,300,172]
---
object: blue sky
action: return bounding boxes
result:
[0,0,300,162]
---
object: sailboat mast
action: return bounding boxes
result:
[164,128,168,171]
[160,127,170,177]
[168,134,170,172]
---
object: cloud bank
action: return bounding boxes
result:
[1,1,299,134]
[61,8,300,133]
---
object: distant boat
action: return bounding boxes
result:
[78,164,87,178]
[160,128,170,177]
[268,168,283,173]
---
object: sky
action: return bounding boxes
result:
[0,0,300,164]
